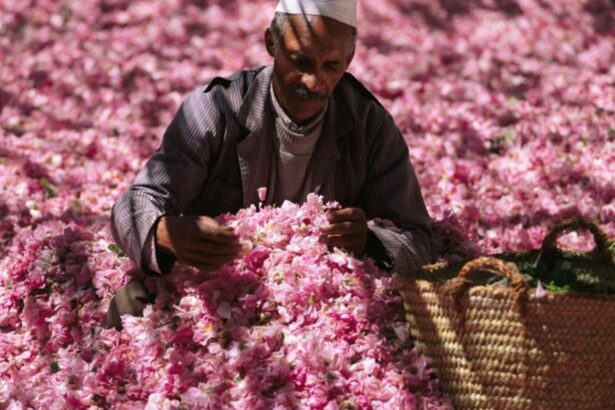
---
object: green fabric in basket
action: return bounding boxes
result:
[408,219,615,295]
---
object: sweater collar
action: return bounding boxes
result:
[269,82,328,135]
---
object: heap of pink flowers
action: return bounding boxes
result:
[1,0,614,408]
[1,194,453,409]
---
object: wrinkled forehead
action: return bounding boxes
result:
[282,14,354,55]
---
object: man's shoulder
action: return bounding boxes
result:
[339,72,383,106]
[201,66,267,96]
[182,66,268,119]
[337,72,391,124]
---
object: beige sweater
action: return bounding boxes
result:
[269,84,327,205]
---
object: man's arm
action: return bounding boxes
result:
[111,89,233,274]
[357,111,435,273]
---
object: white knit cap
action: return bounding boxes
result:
[275,0,357,28]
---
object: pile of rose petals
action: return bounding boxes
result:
[1,195,453,409]
[1,0,614,408]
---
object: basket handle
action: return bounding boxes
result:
[541,218,609,255]
[449,256,528,302]
[456,256,527,289]
[449,256,529,326]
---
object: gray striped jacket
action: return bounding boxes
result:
[111,66,434,275]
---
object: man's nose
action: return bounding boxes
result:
[301,72,326,94]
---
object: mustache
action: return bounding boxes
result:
[291,86,327,101]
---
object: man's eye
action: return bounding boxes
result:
[326,63,340,71]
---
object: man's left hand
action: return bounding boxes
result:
[320,207,368,256]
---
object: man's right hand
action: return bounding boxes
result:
[155,215,243,272]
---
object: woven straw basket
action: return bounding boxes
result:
[394,219,615,409]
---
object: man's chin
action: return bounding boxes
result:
[288,103,326,123]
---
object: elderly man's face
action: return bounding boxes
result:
[266,15,355,124]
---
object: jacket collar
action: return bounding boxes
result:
[310,83,354,200]
[237,66,274,132]
[236,67,276,206]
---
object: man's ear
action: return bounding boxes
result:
[265,28,276,57]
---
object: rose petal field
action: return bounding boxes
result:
[1,0,614,409]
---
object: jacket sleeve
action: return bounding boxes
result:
[360,111,435,274]
[110,88,221,274]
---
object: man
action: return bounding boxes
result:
[108,0,434,329]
